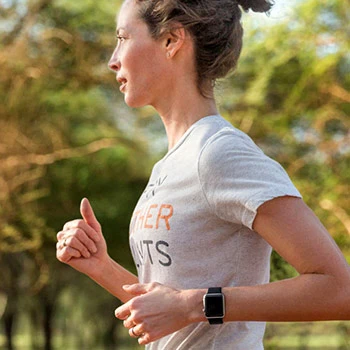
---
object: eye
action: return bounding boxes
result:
[116,35,126,43]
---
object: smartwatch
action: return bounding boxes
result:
[203,287,225,324]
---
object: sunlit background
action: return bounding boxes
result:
[0,0,349,349]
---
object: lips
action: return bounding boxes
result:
[117,76,127,92]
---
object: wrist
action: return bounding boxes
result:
[203,287,226,324]
[180,289,207,324]
[88,255,112,280]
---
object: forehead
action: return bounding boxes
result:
[116,0,140,29]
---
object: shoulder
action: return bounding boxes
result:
[198,126,266,170]
[197,127,302,228]
[187,115,260,158]
[197,124,301,201]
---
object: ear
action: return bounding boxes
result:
[164,26,187,58]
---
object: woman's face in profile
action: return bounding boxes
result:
[108,0,170,108]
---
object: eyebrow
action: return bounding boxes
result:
[116,27,126,35]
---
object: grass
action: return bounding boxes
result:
[264,321,350,349]
[0,321,349,349]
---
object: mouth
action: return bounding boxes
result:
[117,76,127,92]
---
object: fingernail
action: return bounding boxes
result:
[122,284,130,289]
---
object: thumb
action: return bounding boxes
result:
[80,198,101,233]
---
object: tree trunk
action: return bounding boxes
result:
[103,320,118,349]
[43,301,54,350]
[3,312,15,350]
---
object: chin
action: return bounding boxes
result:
[124,94,150,109]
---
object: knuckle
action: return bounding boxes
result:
[73,228,82,237]
[64,219,82,230]
[132,311,142,324]
[129,298,137,310]
[139,322,147,333]
[72,249,81,258]
[88,243,96,253]
[56,251,66,262]
[130,296,143,310]
[150,282,159,289]
[143,333,152,344]
[63,220,73,230]
[76,219,85,228]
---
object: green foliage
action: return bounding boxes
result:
[218,0,349,298]
[0,0,148,347]
[0,0,349,348]
[220,0,350,264]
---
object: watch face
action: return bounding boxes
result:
[204,294,225,318]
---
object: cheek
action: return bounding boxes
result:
[129,43,164,75]
[122,43,168,107]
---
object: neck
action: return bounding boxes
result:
[152,87,218,150]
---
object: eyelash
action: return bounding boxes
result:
[116,35,125,42]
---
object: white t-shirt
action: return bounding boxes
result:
[129,115,301,349]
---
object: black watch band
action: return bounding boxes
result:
[203,287,225,325]
[208,288,223,324]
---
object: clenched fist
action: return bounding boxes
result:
[56,198,108,277]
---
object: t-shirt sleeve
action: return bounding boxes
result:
[197,129,302,229]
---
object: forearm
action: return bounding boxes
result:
[115,272,349,346]
[88,256,139,303]
[226,273,349,322]
[190,273,350,323]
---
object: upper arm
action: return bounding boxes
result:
[198,130,301,228]
[253,196,349,279]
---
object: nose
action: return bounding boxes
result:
[108,48,120,72]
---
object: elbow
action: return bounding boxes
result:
[332,271,350,320]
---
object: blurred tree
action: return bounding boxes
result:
[218,0,350,278]
[0,0,149,348]
[0,0,349,348]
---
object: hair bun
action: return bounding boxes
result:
[236,0,273,13]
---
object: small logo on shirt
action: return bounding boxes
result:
[144,175,167,199]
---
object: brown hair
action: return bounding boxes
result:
[135,0,273,95]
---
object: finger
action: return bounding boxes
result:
[58,229,97,254]
[64,235,91,258]
[129,327,138,338]
[57,231,65,241]
[115,302,131,320]
[62,220,100,244]
[123,317,136,329]
[129,325,144,338]
[57,246,82,262]
[58,239,68,250]
[80,198,101,235]
[56,238,69,250]
[65,246,82,258]
[123,283,158,296]
[138,333,151,345]
[67,228,97,254]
